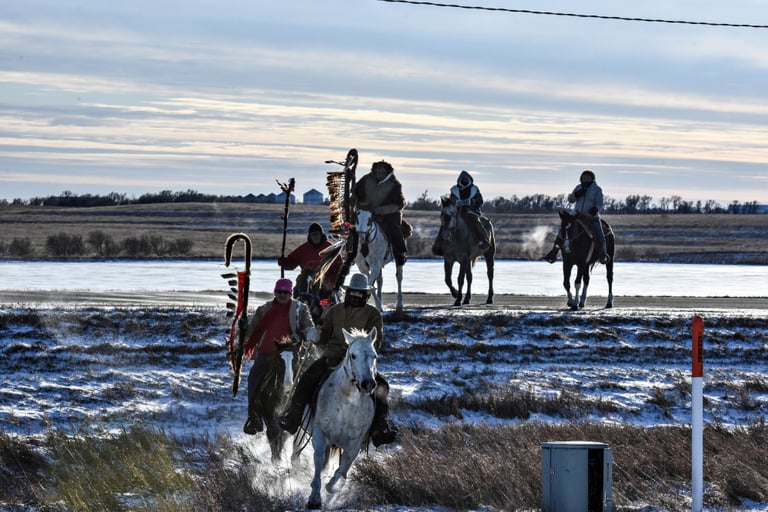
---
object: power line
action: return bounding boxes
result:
[377,0,768,29]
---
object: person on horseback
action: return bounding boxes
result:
[279,272,398,447]
[353,160,409,266]
[542,169,610,264]
[433,170,489,255]
[242,278,317,435]
[278,222,342,301]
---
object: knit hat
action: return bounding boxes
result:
[274,278,293,294]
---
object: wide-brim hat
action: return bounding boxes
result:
[342,273,374,291]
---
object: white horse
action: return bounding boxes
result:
[354,209,403,312]
[306,327,378,510]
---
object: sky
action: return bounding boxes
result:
[1,0,767,205]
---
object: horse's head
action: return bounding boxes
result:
[355,209,374,234]
[342,327,378,395]
[276,338,302,391]
[440,196,457,240]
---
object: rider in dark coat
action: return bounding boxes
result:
[353,160,408,266]
[279,273,397,447]
[542,169,609,264]
[433,170,489,256]
[278,222,342,300]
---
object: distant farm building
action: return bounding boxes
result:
[303,188,324,205]
[275,191,296,204]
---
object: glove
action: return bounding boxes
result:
[588,206,599,216]
[277,256,287,267]
[305,326,320,344]
[455,199,466,207]
[574,187,587,198]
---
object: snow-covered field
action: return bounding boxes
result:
[1,260,767,510]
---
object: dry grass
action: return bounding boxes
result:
[4,421,767,511]
[1,203,767,262]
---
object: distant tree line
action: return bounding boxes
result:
[0,231,194,259]
[1,189,764,214]
[409,190,765,214]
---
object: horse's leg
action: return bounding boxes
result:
[266,418,283,465]
[563,262,577,309]
[455,262,467,306]
[485,251,494,304]
[376,272,384,311]
[395,263,403,312]
[307,435,327,509]
[605,236,615,308]
[444,259,459,300]
[578,264,590,309]
[462,261,473,305]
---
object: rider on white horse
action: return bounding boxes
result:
[279,273,397,447]
[354,160,409,266]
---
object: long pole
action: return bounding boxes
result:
[277,178,296,278]
[691,315,704,512]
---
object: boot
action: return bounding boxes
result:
[369,385,397,447]
[598,242,610,264]
[542,246,559,264]
[243,414,263,435]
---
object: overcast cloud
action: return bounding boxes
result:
[1,0,767,204]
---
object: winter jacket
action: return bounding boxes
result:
[568,182,604,216]
[450,184,484,214]
[315,302,383,361]
[244,298,315,359]
[354,172,406,219]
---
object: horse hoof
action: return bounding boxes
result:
[453,299,462,307]
[486,298,493,305]
[306,498,321,510]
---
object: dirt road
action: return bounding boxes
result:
[2,290,766,311]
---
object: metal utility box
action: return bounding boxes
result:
[542,441,613,512]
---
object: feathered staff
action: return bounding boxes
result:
[223,233,252,396]
[324,149,359,290]
[276,178,296,279]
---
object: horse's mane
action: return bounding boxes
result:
[312,239,345,290]
[345,327,369,338]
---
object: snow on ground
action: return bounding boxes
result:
[2,303,766,440]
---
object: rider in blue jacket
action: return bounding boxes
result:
[542,169,609,264]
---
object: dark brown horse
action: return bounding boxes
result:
[253,341,305,464]
[558,210,615,310]
[439,196,495,306]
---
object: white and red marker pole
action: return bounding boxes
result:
[691,315,704,512]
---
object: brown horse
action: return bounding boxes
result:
[439,196,495,306]
[558,210,615,310]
